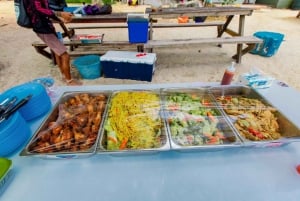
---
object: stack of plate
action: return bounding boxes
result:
[1,82,51,121]
[0,111,30,156]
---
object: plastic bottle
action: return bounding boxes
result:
[221,62,236,85]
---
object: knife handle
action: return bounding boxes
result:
[8,95,32,115]
[0,95,32,123]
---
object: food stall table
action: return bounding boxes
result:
[1,82,300,201]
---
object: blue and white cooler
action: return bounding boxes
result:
[127,13,149,43]
[100,51,156,82]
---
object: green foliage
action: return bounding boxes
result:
[66,0,92,4]
[221,0,237,5]
[101,0,117,5]
[66,0,116,5]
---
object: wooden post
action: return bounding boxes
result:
[236,14,245,63]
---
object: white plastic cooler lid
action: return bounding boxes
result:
[100,51,156,65]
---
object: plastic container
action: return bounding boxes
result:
[0,158,13,195]
[0,83,51,121]
[63,6,82,13]
[194,16,207,23]
[71,34,104,44]
[178,16,189,23]
[127,14,149,43]
[250,31,284,57]
[0,112,30,157]
[0,110,23,140]
[72,55,101,79]
[100,51,156,82]
[221,62,236,85]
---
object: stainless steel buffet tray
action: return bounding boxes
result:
[20,91,111,159]
[97,90,171,155]
[209,86,300,147]
[160,87,242,151]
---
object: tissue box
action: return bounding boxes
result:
[100,51,156,82]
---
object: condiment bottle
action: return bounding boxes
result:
[221,62,236,85]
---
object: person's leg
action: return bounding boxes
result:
[59,52,81,85]
[54,53,63,75]
[37,33,82,85]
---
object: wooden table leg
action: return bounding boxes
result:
[236,15,246,63]
[217,15,233,38]
[232,43,255,61]
[33,45,52,60]
[217,15,233,47]
[33,45,56,64]
[147,18,154,53]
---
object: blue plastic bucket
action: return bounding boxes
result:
[72,55,101,79]
[251,31,284,57]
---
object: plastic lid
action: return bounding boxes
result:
[127,13,149,22]
[100,51,156,65]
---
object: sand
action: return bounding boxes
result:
[1,0,300,92]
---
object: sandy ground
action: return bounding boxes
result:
[0,0,300,92]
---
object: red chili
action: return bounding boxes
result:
[248,128,264,139]
[136,53,147,57]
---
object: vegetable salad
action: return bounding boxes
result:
[164,92,233,146]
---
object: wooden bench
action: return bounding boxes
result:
[68,21,224,30]
[143,36,263,63]
[32,40,144,63]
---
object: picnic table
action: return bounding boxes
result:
[32,6,262,64]
[144,6,262,63]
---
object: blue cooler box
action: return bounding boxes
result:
[100,51,156,82]
[127,14,149,43]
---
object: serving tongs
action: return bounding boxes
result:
[0,96,17,116]
[0,95,32,124]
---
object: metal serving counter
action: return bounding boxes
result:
[1,82,300,201]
